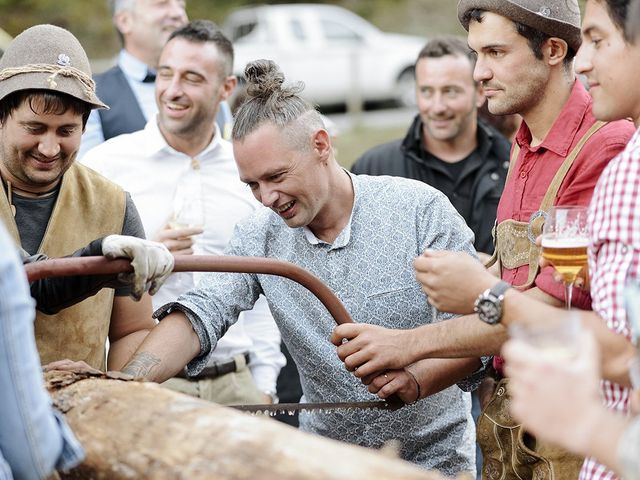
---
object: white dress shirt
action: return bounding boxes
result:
[82,119,284,392]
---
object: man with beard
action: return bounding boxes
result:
[0,24,163,372]
[333,1,636,478]
[83,21,284,406]
[352,36,510,256]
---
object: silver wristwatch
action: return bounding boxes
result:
[474,281,511,325]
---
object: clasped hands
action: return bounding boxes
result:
[331,325,421,404]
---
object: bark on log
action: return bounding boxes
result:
[47,371,453,480]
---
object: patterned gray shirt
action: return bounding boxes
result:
[162,173,476,474]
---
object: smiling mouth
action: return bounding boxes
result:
[30,154,59,165]
[275,200,295,215]
[165,102,189,112]
[430,118,453,124]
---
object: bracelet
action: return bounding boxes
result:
[405,368,421,405]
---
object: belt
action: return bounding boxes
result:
[175,351,251,381]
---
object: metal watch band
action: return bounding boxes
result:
[490,280,511,299]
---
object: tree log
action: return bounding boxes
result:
[47,371,454,480]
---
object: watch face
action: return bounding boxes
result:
[477,298,500,324]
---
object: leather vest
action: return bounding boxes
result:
[486,121,605,289]
[0,163,126,369]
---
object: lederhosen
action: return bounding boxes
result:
[479,121,605,480]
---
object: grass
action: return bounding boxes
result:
[335,124,409,170]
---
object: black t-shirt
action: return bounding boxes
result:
[421,149,484,225]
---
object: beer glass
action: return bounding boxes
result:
[541,206,589,309]
[509,313,582,361]
[169,196,204,230]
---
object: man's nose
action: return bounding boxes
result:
[164,76,183,98]
[431,94,448,114]
[473,60,491,84]
[574,45,592,76]
[38,134,61,158]
[260,187,279,208]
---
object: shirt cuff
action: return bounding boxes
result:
[153,302,213,376]
[456,355,491,392]
[52,409,85,472]
[249,364,280,393]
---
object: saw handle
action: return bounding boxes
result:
[24,255,406,409]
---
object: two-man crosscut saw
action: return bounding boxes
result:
[24,255,407,413]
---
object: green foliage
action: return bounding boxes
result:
[0,0,588,61]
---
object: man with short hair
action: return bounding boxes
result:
[352,36,510,255]
[0,24,159,372]
[333,1,636,478]
[391,2,640,479]
[83,21,284,406]
[79,0,233,158]
[116,58,483,475]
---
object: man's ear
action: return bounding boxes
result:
[545,37,569,66]
[113,10,133,36]
[220,75,238,101]
[312,128,331,161]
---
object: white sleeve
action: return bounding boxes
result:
[244,295,285,393]
[78,109,105,160]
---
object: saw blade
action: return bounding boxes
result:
[229,399,399,415]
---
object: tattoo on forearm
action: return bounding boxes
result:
[121,352,161,378]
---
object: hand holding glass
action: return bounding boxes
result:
[169,197,204,230]
[541,206,589,309]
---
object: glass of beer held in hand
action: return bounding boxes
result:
[541,206,589,309]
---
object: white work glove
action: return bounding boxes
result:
[102,235,174,301]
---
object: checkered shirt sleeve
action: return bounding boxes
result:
[581,129,640,480]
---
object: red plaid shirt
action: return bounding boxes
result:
[581,128,640,480]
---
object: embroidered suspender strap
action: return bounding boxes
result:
[484,144,520,270]
[521,120,607,288]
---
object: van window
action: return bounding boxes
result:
[320,19,362,43]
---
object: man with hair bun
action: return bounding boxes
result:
[120,58,484,475]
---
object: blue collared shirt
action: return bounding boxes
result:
[0,226,84,479]
[162,173,480,474]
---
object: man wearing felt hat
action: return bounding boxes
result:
[332,1,636,479]
[0,24,171,373]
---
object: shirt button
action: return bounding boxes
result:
[622,245,629,254]
[519,171,527,179]
[491,172,499,181]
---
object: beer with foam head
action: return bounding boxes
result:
[541,237,588,284]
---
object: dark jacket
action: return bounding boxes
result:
[351,115,511,254]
